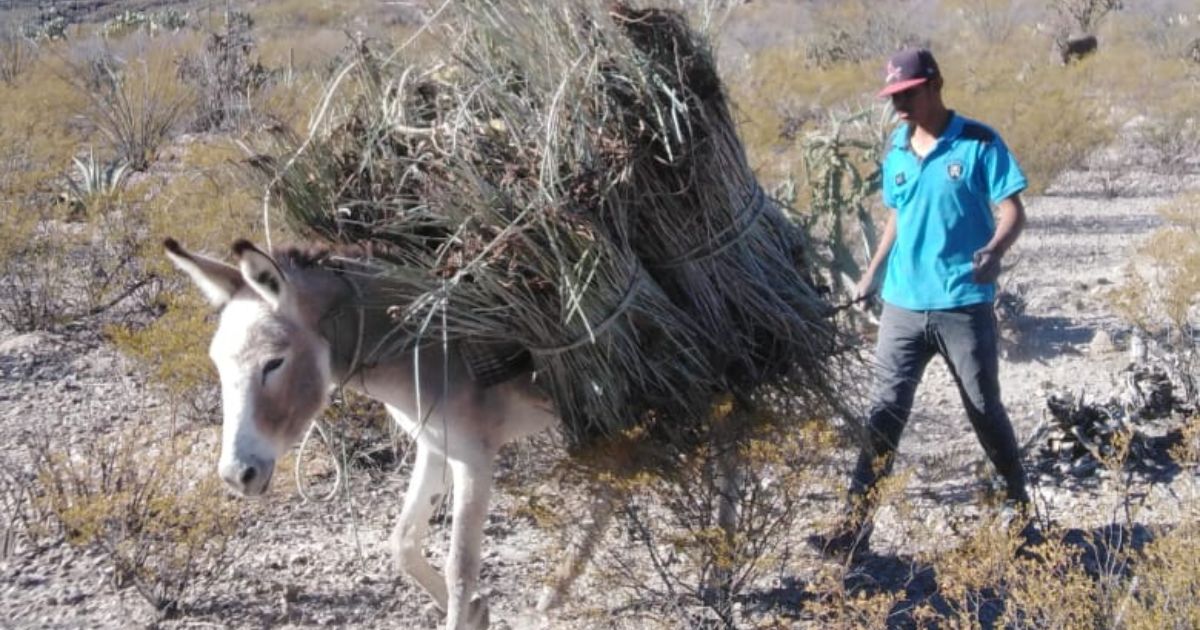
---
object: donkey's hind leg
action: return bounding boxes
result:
[391,443,450,612]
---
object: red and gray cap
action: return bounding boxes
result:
[878,48,939,97]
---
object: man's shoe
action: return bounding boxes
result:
[806,523,872,563]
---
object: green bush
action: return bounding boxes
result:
[27,429,242,614]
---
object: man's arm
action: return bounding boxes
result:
[972,194,1026,284]
[854,210,897,300]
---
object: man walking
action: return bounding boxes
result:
[812,48,1033,559]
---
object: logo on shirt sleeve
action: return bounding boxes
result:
[894,172,906,186]
[947,160,964,180]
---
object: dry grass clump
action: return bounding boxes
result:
[258,0,842,450]
[23,429,242,615]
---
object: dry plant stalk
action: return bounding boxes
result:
[256,0,845,453]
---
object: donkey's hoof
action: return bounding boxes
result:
[535,585,561,613]
[467,594,490,630]
[420,602,444,625]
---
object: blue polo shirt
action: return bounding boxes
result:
[880,112,1027,310]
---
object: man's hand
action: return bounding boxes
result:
[853,270,879,301]
[972,247,1002,284]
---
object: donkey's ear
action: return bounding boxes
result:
[232,240,291,311]
[163,238,242,307]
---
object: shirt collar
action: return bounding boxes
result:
[892,110,962,150]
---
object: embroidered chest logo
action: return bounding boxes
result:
[894,172,907,186]
[947,161,964,181]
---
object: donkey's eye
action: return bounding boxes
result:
[262,358,284,383]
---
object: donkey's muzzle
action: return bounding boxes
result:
[219,455,274,496]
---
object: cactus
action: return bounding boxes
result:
[22,6,67,41]
[102,9,190,39]
[791,103,891,304]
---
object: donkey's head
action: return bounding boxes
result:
[164,239,334,496]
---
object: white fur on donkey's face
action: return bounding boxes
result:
[165,239,333,497]
[210,290,333,496]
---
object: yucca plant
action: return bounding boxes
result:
[63,147,130,214]
[72,53,194,171]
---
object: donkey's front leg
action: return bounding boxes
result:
[391,444,450,612]
[445,452,494,630]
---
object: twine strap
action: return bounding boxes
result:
[649,185,768,269]
[528,271,644,356]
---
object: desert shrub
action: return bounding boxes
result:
[942,0,1027,44]
[727,49,876,181]
[582,403,840,627]
[0,184,160,333]
[68,40,196,170]
[101,9,190,40]
[921,522,1101,628]
[942,32,1116,194]
[0,29,38,85]
[178,11,273,132]
[254,73,325,135]
[0,51,90,196]
[1050,0,1124,37]
[0,53,86,330]
[1108,193,1200,333]
[26,428,241,615]
[107,138,262,417]
[1131,78,1200,172]
[21,5,69,42]
[0,211,80,332]
[1114,523,1200,628]
[107,294,219,421]
[1143,194,1200,329]
[138,137,263,271]
[803,1,925,69]
[1118,8,1200,62]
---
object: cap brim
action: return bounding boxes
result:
[878,77,928,97]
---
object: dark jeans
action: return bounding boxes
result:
[849,302,1030,513]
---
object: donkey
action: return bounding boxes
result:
[164,238,584,630]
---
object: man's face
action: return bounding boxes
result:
[890,82,935,122]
